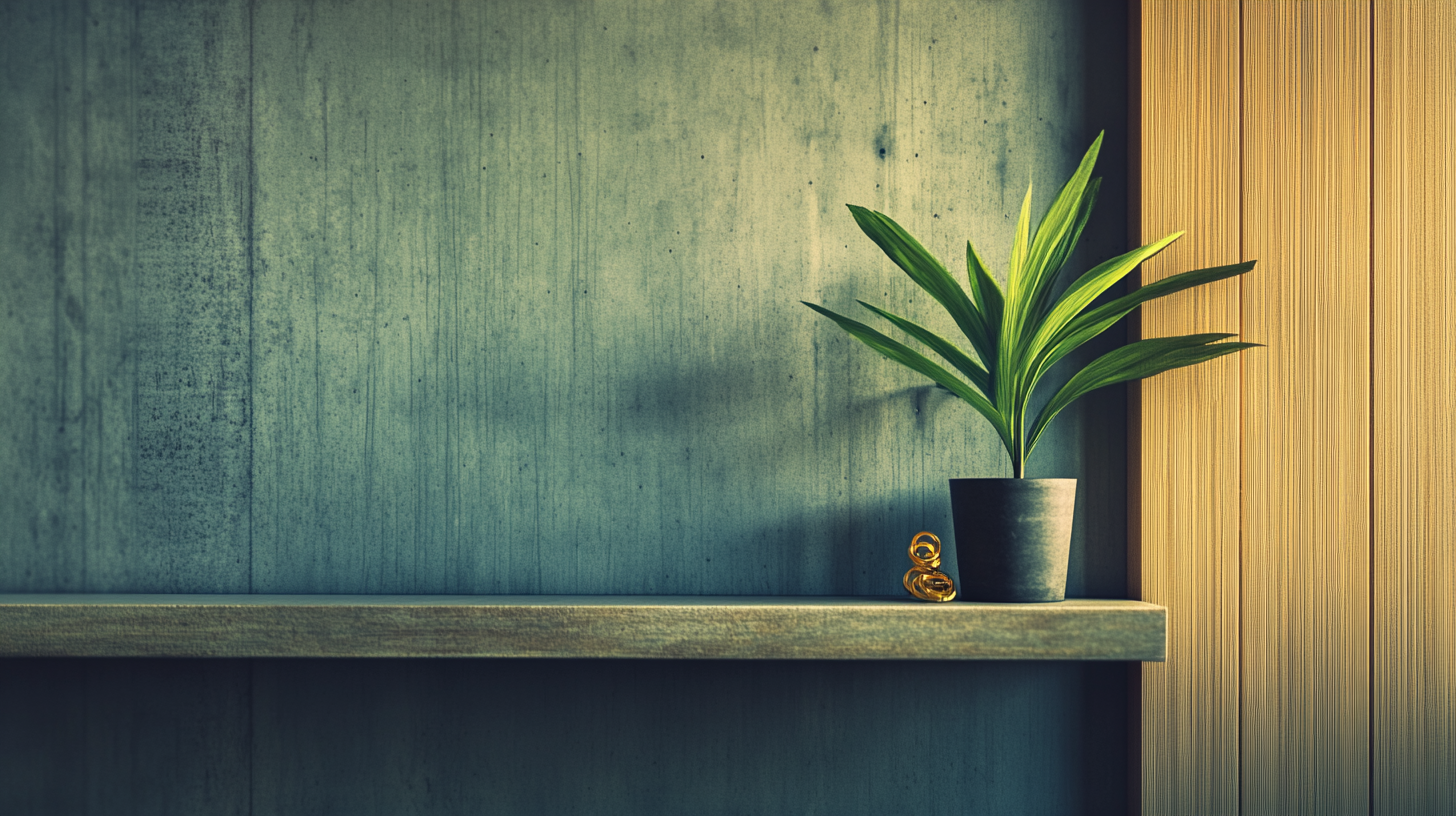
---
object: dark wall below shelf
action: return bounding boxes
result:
[0,0,1130,812]
[2,658,1131,816]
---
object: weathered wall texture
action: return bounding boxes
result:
[1,0,1131,813]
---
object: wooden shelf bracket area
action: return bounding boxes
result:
[0,595,1165,661]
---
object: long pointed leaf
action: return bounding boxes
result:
[1024,334,1259,458]
[1025,176,1101,326]
[965,239,1004,334]
[831,132,1260,477]
[1075,260,1256,340]
[1007,182,1034,293]
[996,182,1037,430]
[965,240,1003,389]
[857,301,991,394]
[1028,260,1258,387]
[803,301,1012,453]
[846,206,996,366]
[1020,231,1183,377]
[1019,134,1104,324]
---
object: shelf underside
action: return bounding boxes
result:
[0,595,1166,661]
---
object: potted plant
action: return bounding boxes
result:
[803,132,1258,602]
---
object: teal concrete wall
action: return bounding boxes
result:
[1,0,1132,812]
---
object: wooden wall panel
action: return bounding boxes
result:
[1373,2,1456,813]
[1133,3,1242,813]
[1141,2,1456,812]
[1240,2,1371,813]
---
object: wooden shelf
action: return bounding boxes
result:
[0,594,1165,661]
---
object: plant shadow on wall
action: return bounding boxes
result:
[602,136,1162,598]
[805,133,1260,602]
[610,323,982,596]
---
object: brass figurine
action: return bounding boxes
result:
[902,531,956,602]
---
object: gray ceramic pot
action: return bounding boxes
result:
[948,478,1076,602]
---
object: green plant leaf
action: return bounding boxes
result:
[1020,231,1184,380]
[1010,177,1104,414]
[1024,333,1260,458]
[845,205,996,367]
[1019,134,1103,326]
[856,301,991,395]
[824,133,1261,477]
[995,183,1038,425]
[802,301,1012,453]
[1024,176,1101,326]
[1028,260,1258,386]
[965,239,1004,333]
[1007,182,1034,292]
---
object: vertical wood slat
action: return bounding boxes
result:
[1373,2,1456,813]
[1240,2,1371,813]
[1127,2,1453,812]
[1134,3,1243,814]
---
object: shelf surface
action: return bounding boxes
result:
[0,594,1166,661]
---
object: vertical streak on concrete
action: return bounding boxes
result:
[108,0,252,591]
[0,0,87,590]
[2,1,1133,813]
[0,0,250,592]
[247,0,1127,598]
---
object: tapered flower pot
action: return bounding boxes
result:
[949,478,1076,603]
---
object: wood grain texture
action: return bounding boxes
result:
[246,0,1130,598]
[1133,3,1243,813]
[1241,2,1371,813]
[0,0,252,593]
[1373,2,1456,813]
[0,594,1166,660]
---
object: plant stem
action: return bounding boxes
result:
[1013,408,1026,478]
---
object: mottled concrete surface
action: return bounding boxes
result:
[0,0,1131,812]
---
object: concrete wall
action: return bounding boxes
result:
[0,0,1131,812]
